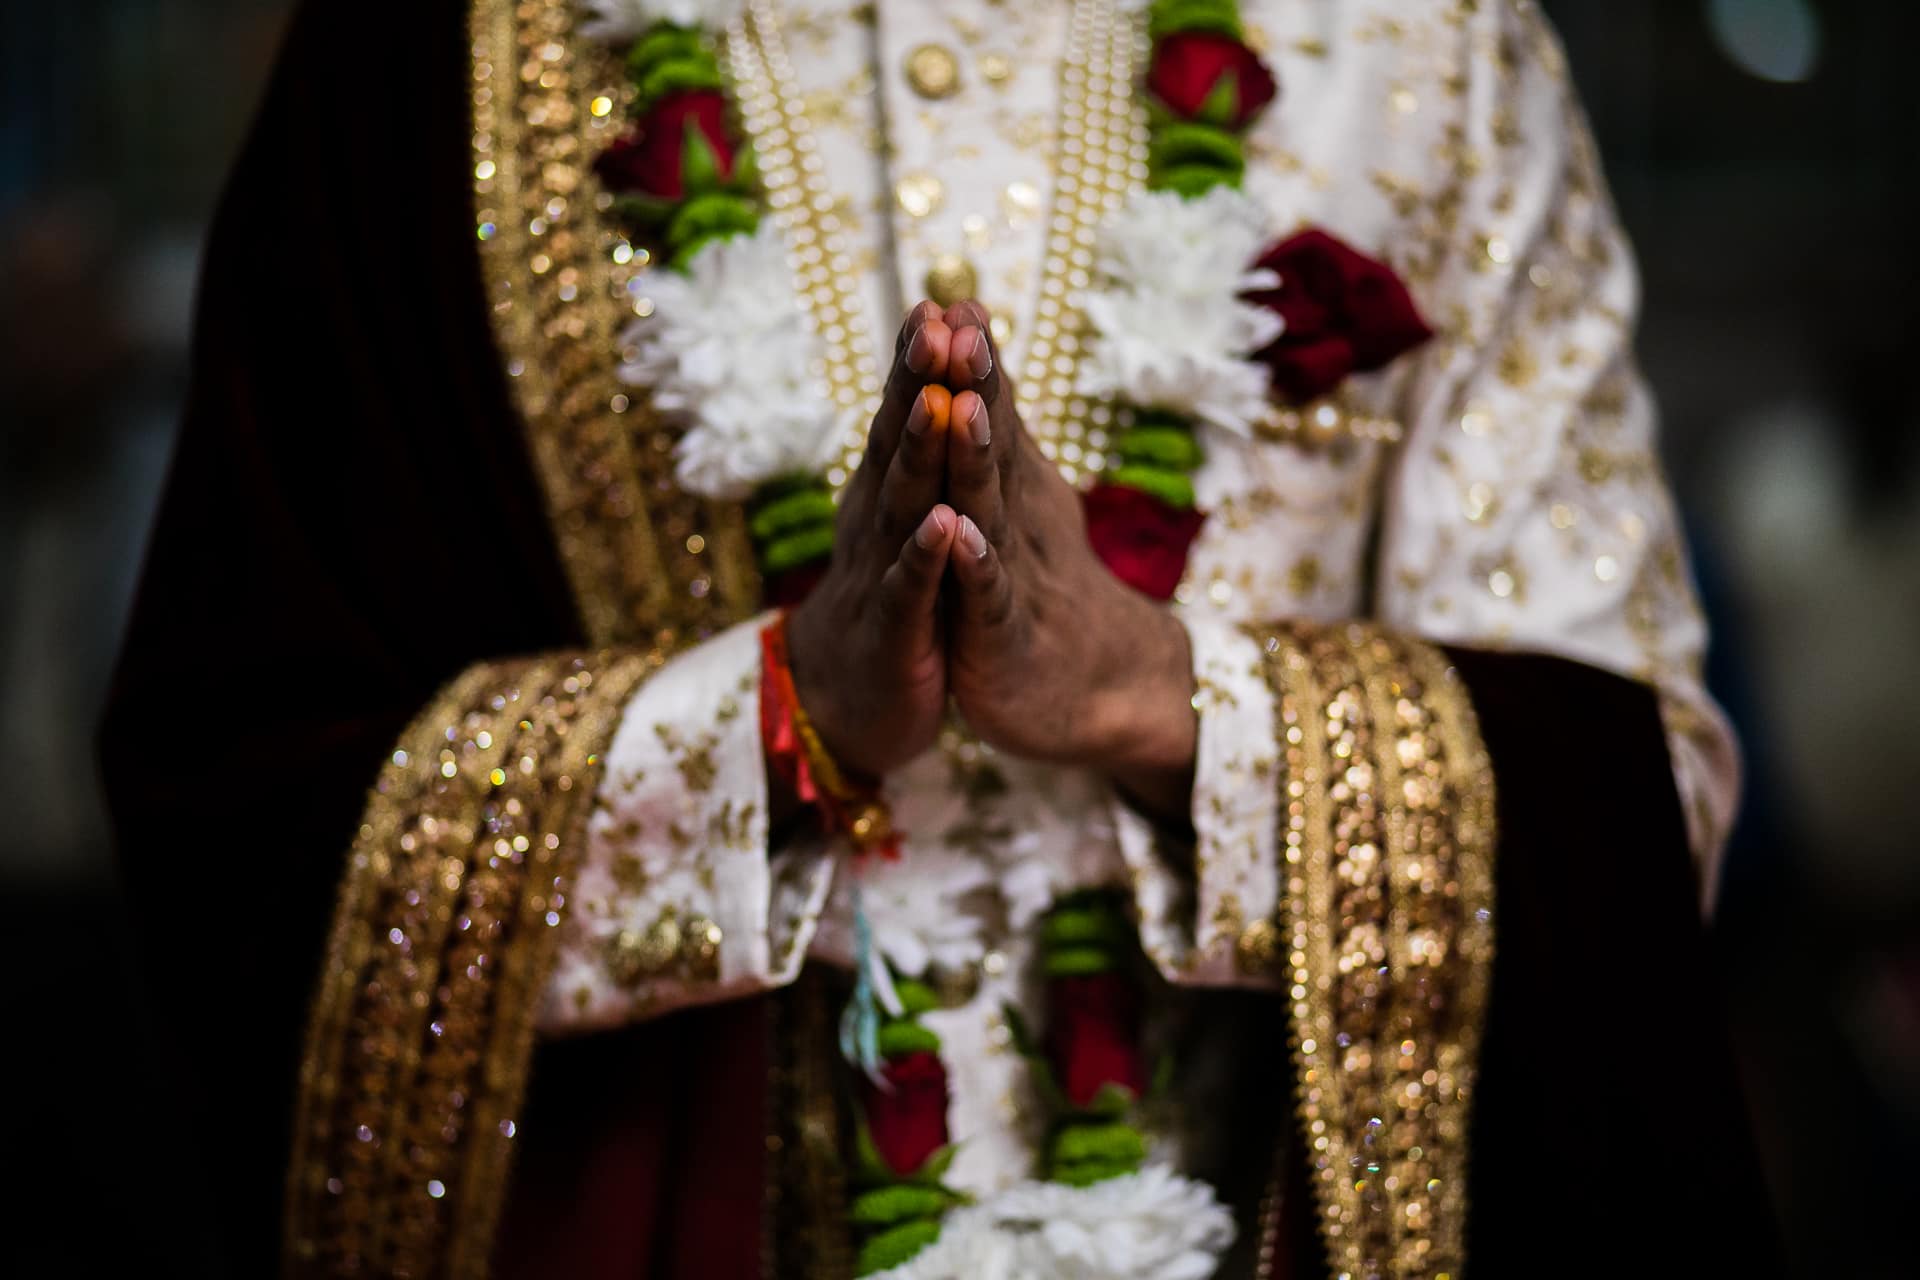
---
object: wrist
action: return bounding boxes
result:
[784,602,863,776]
[1087,599,1197,781]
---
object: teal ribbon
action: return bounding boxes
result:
[840,883,886,1082]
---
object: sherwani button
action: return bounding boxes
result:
[904,43,962,99]
[924,253,979,306]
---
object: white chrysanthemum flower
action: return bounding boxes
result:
[987,762,1125,932]
[1076,185,1285,438]
[821,841,998,980]
[580,0,747,43]
[616,224,845,500]
[873,1164,1235,1280]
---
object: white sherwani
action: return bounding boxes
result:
[539,0,1737,1203]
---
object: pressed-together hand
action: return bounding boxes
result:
[785,302,965,778]
[935,303,1199,816]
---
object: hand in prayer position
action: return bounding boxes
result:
[937,302,1197,819]
[785,302,961,779]
[786,301,1197,820]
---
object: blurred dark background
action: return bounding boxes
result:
[2,0,1915,1273]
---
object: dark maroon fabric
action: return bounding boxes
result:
[1250,651,1779,1276]
[99,1,581,1271]
[495,999,769,1280]
[1444,649,1780,1275]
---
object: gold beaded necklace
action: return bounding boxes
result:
[722,0,1148,494]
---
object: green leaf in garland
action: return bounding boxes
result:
[851,1118,893,1187]
[1052,1156,1139,1188]
[1148,161,1243,198]
[636,54,726,106]
[749,485,836,543]
[1130,407,1199,431]
[891,978,941,1017]
[849,1184,953,1226]
[1042,904,1132,950]
[904,1142,959,1187]
[725,142,762,196]
[761,523,836,574]
[1148,0,1244,42]
[666,229,736,271]
[1194,71,1244,130]
[1000,1000,1039,1058]
[1043,944,1118,978]
[1052,1120,1148,1168]
[609,191,675,231]
[1152,120,1244,184]
[627,23,707,82]
[1116,425,1204,471]
[850,1122,960,1190]
[677,117,728,197]
[876,1018,943,1059]
[1105,464,1197,510]
[665,190,758,254]
[1072,1080,1140,1120]
[855,1220,943,1275]
[1000,1002,1070,1113]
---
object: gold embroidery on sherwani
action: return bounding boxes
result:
[285,651,657,1277]
[1249,622,1494,1280]
[470,0,760,645]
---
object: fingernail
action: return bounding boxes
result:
[907,324,931,372]
[914,507,949,549]
[967,331,992,379]
[957,516,987,560]
[906,389,932,436]
[967,397,991,448]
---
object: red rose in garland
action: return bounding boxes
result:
[1081,485,1207,602]
[1147,32,1278,131]
[860,1051,951,1176]
[593,88,737,200]
[1242,229,1435,404]
[1047,972,1148,1108]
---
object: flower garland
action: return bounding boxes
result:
[584,0,1439,1272]
[589,0,842,599]
[1030,892,1153,1187]
[860,888,1236,1280]
[1073,0,1436,602]
[848,976,969,1274]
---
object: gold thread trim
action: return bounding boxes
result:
[1253,395,1406,449]
[723,0,885,493]
[1251,621,1494,1279]
[285,649,664,1277]
[1020,0,1148,487]
[471,0,759,643]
